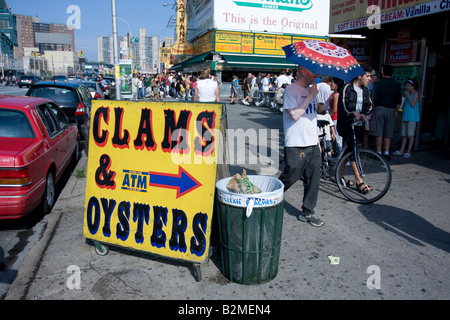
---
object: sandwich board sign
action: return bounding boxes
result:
[83,100,223,263]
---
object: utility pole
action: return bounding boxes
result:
[111,0,121,100]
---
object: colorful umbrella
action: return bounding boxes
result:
[283,40,365,83]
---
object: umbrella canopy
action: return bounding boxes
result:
[283,40,365,83]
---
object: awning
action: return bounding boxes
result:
[221,54,297,69]
[169,52,212,71]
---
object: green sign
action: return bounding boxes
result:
[392,65,421,93]
[131,37,139,43]
[233,0,313,12]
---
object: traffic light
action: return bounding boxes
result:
[32,51,38,58]
[78,50,84,58]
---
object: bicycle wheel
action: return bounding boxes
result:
[335,149,391,204]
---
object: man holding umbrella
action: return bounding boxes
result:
[280,40,367,227]
[278,65,324,227]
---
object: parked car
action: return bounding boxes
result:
[80,80,104,99]
[51,75,67,81]
[0,95,80,219]
[17,75,41,88]
[26,81,92,143]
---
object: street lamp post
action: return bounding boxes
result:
[111,0,121,100]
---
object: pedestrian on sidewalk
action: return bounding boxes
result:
[151,75,159,101]
[241,73,252,105]
[278,65,324,227]
[329,77,344,155]
[369,64,402,160]
[132,73,139,101]
[193,68,220,103]
[230,75,238,104]
[337,64,373,194]
[393,79,420,159]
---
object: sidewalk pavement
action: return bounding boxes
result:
[5,99,450,301]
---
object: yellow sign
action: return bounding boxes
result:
[241,33,254,53]
[172,0,194,55]
[84,100,223,263]
[214,30,326,56]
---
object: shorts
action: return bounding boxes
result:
[369,106,396,138]
[401,121,417,137]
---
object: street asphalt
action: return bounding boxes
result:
[4,97,450,304]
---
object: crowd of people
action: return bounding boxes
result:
[277,63,419,227]
[316,64,416,162]
[129,71,222,102]
[229,71,294,109]
[127,70,295,108]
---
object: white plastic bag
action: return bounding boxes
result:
[216,175,284,217]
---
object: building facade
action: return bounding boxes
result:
[0,0,19,77]
[98,29,160,74]
[12,8,76,77]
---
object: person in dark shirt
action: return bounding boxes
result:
[369,64,402,160]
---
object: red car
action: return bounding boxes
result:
[0,95,80,219]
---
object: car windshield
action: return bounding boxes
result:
[0,109,35,138]
[27,87,78,108]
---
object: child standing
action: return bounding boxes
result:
[317,102,336,157]
[393,79,420,158]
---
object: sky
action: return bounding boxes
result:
[9,0,177,61]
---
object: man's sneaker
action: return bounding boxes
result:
[297,212,324,227]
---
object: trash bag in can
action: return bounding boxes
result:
[215,175,284,285]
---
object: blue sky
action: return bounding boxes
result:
[10,0,177,61]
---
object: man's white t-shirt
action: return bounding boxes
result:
[316,82,333,110]
[353,83,363,113]
[196,78,217,102]
[275,74,290,88]
[282,83,318,147]
[262,77,270,91]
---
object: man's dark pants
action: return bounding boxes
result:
[279,145,321,215]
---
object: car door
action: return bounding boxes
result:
[46,102,76,178]
[78,85,92,117]
[35,103,66,180]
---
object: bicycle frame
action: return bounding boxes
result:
[320,119,392,203]
[319,119,362,180]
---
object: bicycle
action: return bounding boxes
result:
[318,119,392,204]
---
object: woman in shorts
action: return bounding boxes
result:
[393,79,420,159]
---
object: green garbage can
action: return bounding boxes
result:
[215,175,284,285]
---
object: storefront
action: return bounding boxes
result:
[170,29,324,82]
[330,0,450,150]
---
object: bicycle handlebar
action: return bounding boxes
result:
[352,118,365,128]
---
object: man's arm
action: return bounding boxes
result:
[287,84,319,121]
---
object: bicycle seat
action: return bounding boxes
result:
[317,120,330,128]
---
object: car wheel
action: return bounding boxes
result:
[73,139,81,162]
[19,85,22,88]
[40,170,56,214]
